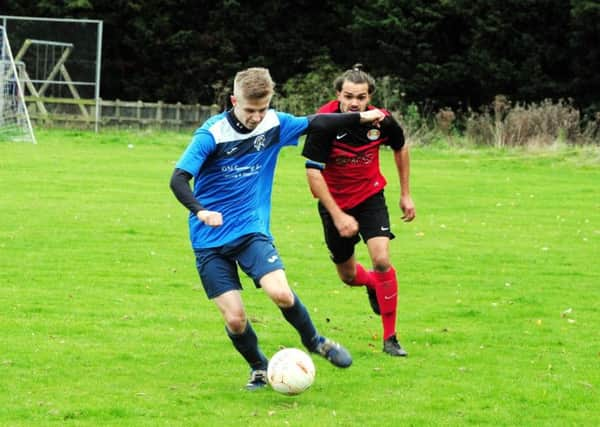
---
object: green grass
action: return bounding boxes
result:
[1,129,599,426]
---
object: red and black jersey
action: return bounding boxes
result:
[302,100,405,210]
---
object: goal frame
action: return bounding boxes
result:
[0,25,36,143]
[1,15,103,132]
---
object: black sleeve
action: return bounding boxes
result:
[382,115,405,151]
[169,168,204,214]
[301,113,360,162]
[301,131,332,163]
[304,112,361,134]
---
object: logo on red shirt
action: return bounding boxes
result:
[367,129,381,141]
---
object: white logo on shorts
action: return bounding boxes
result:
[268,255,279,263]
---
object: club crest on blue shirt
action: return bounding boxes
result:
[254,134,266,151]
[367,129,381,141]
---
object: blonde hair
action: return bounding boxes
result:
[233,67,275,100]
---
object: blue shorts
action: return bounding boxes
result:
[193,233,285,299]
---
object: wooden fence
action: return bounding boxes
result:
[25,96,221,130]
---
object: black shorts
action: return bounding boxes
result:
[318,191,395,264]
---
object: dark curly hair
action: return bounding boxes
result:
[333,63,376,95]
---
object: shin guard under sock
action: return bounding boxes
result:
[372,267,398,340]
[226,321,268,370]
[280,292,319,351]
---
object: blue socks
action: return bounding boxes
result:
[226,321,268,370]
[280,292,320,351]
[227,293,321,368]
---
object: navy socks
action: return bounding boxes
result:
[226,321,268,370]
[280,292,319,351]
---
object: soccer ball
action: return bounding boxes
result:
[267,348,316,395]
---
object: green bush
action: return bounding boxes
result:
[274,55,342,115]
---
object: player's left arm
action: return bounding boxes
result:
[384,116,416,222]
[394,147,415,222]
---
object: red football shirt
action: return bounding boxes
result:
[302,100,405,209]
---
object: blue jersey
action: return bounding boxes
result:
[176,109,308,249]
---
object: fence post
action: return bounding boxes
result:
[157,101,163,129]
[137,100,143,130]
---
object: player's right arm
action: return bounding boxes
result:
[300,110,383,237]
[302,122,359,237]
[305,163,359,237]
[171,128,225,228]
[169,168,223,227]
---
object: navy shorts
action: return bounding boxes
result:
[318,191,395,264]
[193,233,285,299]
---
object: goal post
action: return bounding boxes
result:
[1,15,103,132]
[0,25,36,143]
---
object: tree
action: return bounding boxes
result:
[570,0,600,115]
[2,0,597,113]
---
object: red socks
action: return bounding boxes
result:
[349,263,398,340]
[350,263,375,288]
[372,267,398,340]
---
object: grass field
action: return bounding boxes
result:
[1,129,599,426]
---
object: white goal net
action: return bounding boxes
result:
[1,15,103,132]
[0,25,35,143]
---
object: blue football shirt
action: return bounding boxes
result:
[176,109,308,249]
